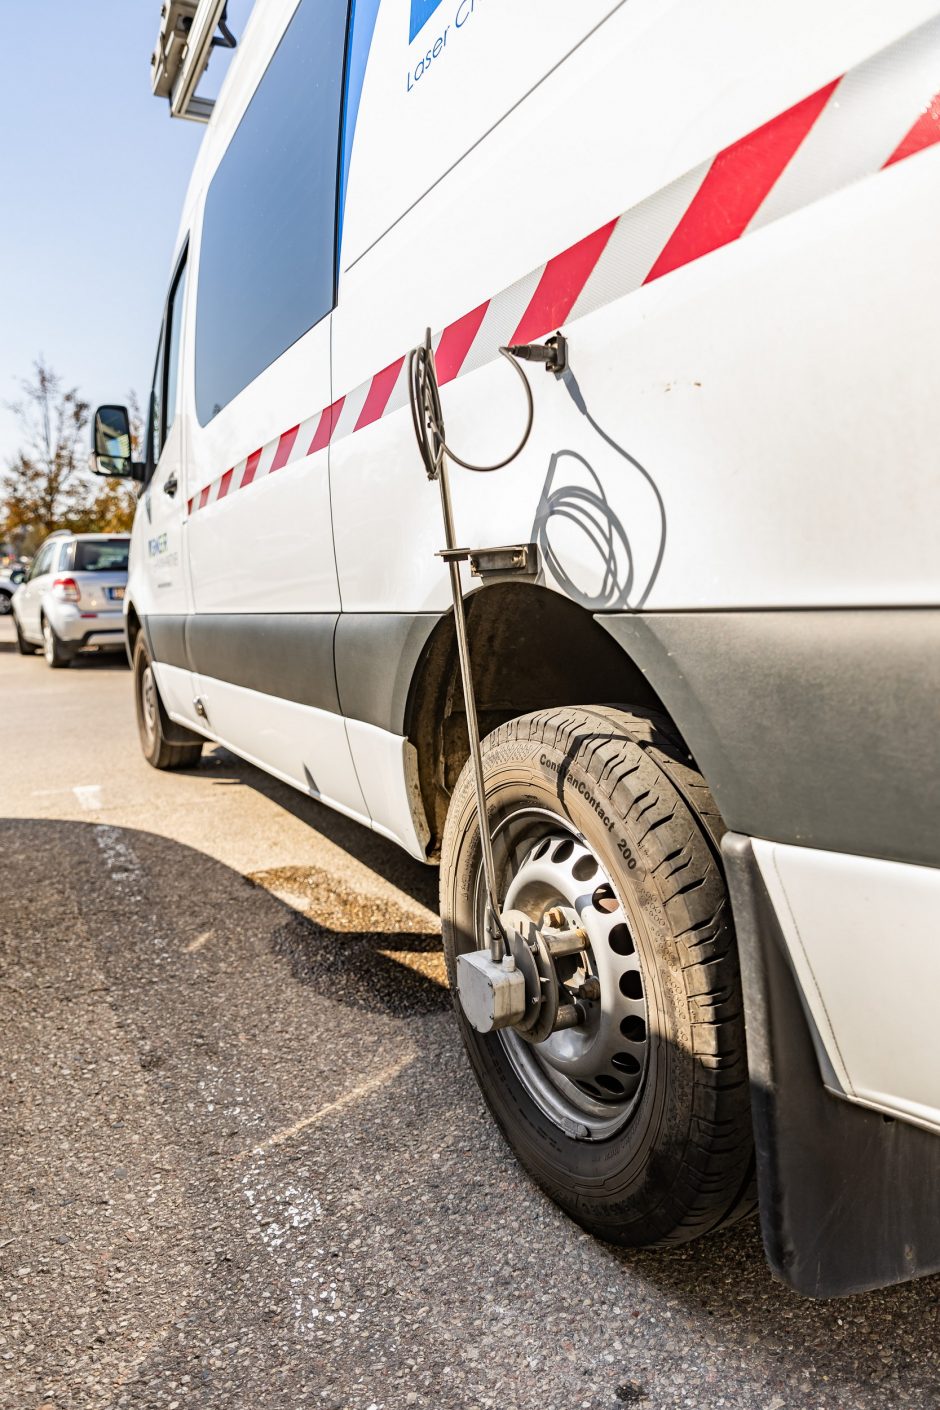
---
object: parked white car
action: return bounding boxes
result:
[90,0,940,1296]
[12,532,129,667]
[0,564,26,615]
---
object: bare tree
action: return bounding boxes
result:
[0,361,139,551]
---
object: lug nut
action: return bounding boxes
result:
[580,977,601,1001]
[544,906,566,929]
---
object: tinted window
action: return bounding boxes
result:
[74,540,130,572]
[146,248,188,479]
[148,325,164,474]
[165,255,187,440]
[195,0,351,424]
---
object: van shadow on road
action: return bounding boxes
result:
[1,817,938,1410]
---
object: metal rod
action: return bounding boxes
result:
[436,460,506,965]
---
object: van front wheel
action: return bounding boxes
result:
[440,705,755,1248]
[133,636,203,771]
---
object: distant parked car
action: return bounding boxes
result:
[0,565,26,614]
[12,533,129,668]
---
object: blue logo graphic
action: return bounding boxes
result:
[410,0,445,42]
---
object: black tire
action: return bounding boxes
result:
[440,705,755,1248]
[133,635,203,770]
[13,611,38,655]
[41,615,72,669]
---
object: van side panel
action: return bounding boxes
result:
[325,0,940,1144]
[330,2,940,616]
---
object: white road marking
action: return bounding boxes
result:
[185,930,215,953]
[233,1053,416,1161]
[93,824,146,900]
[73,784,103,811]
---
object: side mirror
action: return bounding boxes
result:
[91,405,144,480]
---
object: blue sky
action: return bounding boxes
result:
[0,0,251,463]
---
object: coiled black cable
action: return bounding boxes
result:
[407,327,534,480]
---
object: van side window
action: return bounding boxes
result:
[146,247,188,481]
[194,0,351,424]
[147,327,165,477]
[164,255,188,442]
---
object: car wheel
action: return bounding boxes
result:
[0,590,12,616]
[13,611,38,655]
[133,635,203,770]
[41,616,72,668]
[440,705,755,1248]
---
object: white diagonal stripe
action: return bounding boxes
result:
[250,437,280,486]
[382,357,411,420]
[291,413,321,464]
[569,161,710,321]
[749,15,940,233]
[460,266,545,376]
[331,379,371,442]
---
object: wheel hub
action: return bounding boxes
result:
[141,666,158,744]
[459,819,651,1134]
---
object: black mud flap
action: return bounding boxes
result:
[723,833,940,1298]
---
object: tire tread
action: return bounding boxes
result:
[461,703,756,1247]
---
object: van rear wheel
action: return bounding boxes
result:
[133,636,203,771]
[440,705,755,1247]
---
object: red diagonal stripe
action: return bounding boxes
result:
[198,484,210,510]
[883,91,940,167]
[511,220,618,345]
[434,301,489,384]
[240,448,263,488]
[355,357,405,431]
[269,425,299,474]
[309,397,345,454]
[644,79,839,285]
[187,498,194,516]
[216,467,235,501]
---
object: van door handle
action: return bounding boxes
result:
[164,474,178,498]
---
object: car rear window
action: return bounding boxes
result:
[74,540,129,572]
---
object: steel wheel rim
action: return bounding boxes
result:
[141,665,157,746]
[0,595,10,615]
[472,807,650,1142]
[42,620,53,663]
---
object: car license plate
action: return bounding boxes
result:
[107,586,125,601]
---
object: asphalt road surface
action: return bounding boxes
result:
[1,618,939,1410]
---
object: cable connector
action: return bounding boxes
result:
[504,331,568,376]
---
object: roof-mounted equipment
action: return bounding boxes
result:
[151,0,237,124]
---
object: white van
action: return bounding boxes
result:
[92,0,940,1296]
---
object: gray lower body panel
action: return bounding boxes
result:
[144,613,340,715]
[596,608,940,868]
[334,613,440,733]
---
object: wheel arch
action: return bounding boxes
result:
[124,600,143,668]
[403,582,680,859]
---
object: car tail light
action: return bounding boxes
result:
[52,576,81,603]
